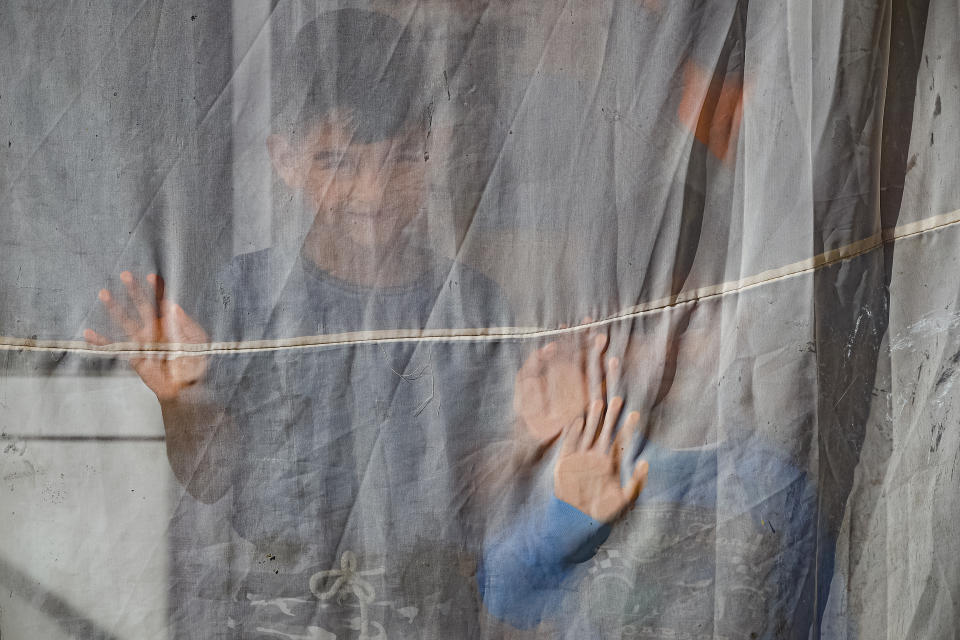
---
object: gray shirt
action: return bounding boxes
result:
[192,248,518,638]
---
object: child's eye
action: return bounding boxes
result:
[312,153,341,169]
[313,153,359,173]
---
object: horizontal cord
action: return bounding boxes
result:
[2,207,958,356]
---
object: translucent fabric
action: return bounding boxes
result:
[1,1,958,638]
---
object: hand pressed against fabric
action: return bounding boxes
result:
[513,318,649,521]
[85,271,234,503]
[514,320,613,442]
[553,361,649,523]
[84,271,208,402]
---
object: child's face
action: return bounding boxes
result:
[268,115,428,249]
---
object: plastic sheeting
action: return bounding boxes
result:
[1,1,959,638]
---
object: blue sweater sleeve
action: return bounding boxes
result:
[477,496,612,629]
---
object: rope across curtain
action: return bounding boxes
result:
[1,1,958,638]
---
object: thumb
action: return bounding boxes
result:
[623,459,650,504]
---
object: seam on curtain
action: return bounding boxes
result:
[6,205,960,356]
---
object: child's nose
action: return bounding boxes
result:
[346,167,386,203]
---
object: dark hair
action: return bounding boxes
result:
[274,9,428,143]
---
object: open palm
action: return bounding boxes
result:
[554,393,648,523]
[85,271,209,401]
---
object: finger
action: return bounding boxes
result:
[147,273,166,315]
[83,328,112,346]
[591,332,607,356]
[160,300,186,343]
[520,341,558,377]
[561,416,585,455]
[613,410,641,455]
[623,459,650,504]
[597,396,623,449]
[586,333,608,399]
[581,315,596,347]
[606,356,622,398]
[98,288,139,337]
[121,271,157,327]
[580,398,604,450]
